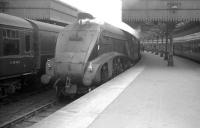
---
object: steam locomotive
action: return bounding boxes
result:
[41,16,140,99]
[0,13,63,98]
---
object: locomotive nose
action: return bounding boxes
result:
[55,52,86,82]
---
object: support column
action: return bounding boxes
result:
[151,38,154,53]
[164,33,168,60]
[160,34,164,57]
[155,36,159,55]
[168,34,174,66]
[166,22,175,66]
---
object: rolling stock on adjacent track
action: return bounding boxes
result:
[173,32,200,62]
[41,14,141,99]
[0,13,63,97]
[142,30,200,63]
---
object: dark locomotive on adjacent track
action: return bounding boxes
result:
[41,15,141,99]
[0,13,63,98]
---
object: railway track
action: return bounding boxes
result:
[0,88,60,127]
[0,100,66,128]
[0,86,52,106]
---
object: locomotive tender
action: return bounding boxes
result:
[42,16,140,98]
[0,13,63,97]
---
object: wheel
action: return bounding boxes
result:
[101,63,109,83]
[113,58,118,77]
[115,58,123,75]
[123,60,132,70]
[112,58,120,77]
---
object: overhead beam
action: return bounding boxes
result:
[122,0,200,22]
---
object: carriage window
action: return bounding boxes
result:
[3,39,20,55]
[3,29,6,37]
[198,42,200,52]
[25,35,30,52]
[16,31,19,38]
[2,29,20,55]
[3,29,19,39]
[7,30,11,38]
[12,31,15,38]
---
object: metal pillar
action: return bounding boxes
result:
[166,22,175,67]
[160,34,164,57]
[151,38,154,53]
[155,36,159,55]
[168,34,174,66]
[164,33,168,60]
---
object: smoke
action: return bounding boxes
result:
[59,0,140,37]
[59,0,122,24]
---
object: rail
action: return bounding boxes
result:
[0,100,57,128]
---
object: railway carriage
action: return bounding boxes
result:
[142,31,200,63]
[0,13,63,97]
[173,32,200,62]
[27,20,63,74]
[42,15,140,99]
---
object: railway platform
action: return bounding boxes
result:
[30,52,200,128]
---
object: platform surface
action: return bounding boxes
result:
[30,52,200,128]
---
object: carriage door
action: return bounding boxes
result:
[22,32,34,74]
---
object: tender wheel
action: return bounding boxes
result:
[101,63,109,83]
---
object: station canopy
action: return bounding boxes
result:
[122,0,200,22]
[1,0,78,26]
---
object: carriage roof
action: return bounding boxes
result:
[27,19,63,32]
[174,32,200,42]
[0,13,32,29]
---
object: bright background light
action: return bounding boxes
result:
[59,0,122,25]
[58,0,139,37]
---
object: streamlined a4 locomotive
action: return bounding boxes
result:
[42,17,140,98]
